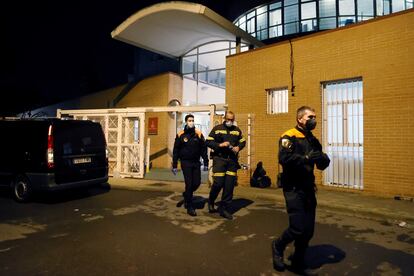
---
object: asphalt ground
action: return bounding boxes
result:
[0,186,413,275]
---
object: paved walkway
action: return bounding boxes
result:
[108,177,414,225]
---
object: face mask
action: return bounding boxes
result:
[187,122,195,128]
[225,121,233,128]
[305,118,317,130]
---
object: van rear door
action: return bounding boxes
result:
[53,120,107,184]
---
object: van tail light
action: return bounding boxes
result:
[105,147,109,160]
[47,125,54,169]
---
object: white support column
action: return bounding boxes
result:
[146,137,151,174]
[104,115,109,142]
[115,114,122,177]
[124,117,129,174]
[207,105,216,186]
[139,114,145,177]
[209,104,215,129]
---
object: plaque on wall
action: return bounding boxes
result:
[148,117,158,135]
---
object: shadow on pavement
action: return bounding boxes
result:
[174,195,208,209]
[174,197,254,215]
[0,184,111,204]
[33,183,111,204]
[0,183,111,204]
[305,244,346,269]
[226,198,254,214]
[193,195,208,209]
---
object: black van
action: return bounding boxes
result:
[0,118,108,202]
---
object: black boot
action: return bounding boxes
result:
[219,208,233,220]
[177,192,186,208]
[176,199,184,208]
[289,263,318,276]
[288,253,317,276]
[271,239,285,272]
[187,207,197,217]
[208,202,218,213]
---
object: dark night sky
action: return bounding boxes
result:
[0,0,266,116]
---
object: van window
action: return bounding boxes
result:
[54,122,105,156]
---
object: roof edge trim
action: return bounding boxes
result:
[111,2,206,39]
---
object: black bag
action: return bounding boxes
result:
[259,176,271,188]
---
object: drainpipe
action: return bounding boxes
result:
[248,114,251,175]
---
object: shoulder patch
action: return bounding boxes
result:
[281,128,305,138]
[178,130,185,137]
[281,138,293,150]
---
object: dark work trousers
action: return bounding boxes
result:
[278,188,317,263]
[181,160,201,208]
[209,156,238,209]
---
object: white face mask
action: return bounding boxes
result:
[225,121,233,128]
[187,121,195,128]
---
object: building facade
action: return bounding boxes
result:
[31,2,413,197]
[227,9,414,197]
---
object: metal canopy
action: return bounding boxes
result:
[111,1,264,58]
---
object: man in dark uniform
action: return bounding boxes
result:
[172,114,208,217]
[206,111,246,220]
[272,106,330,275]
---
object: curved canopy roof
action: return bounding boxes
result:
[111,1,264,58]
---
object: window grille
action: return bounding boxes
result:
[322,78,363,189]
[267,88,288,114]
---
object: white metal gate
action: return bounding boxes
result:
[57,112,145,178]
[58,105,227,180]
[322,78,363,189]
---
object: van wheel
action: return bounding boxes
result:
[12,175,32,202]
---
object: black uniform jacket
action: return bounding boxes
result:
[172,127,208,168]
[279,126,330,192]
[206,123,246,161]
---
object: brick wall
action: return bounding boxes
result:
[227,10,414,197]
[79,85,126,108]
[116,72,183,168]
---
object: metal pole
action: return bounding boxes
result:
[146,137,151,174]
[247,114,251,175]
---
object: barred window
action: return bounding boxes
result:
[267,88,288,114]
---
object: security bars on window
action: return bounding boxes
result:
[267,88,289,114]
[322,79,363,189]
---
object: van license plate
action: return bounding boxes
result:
[73,157,91,164]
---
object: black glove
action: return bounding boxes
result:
[304,150,330,170]
[316,153,330,170]
[308,136,322,152]
[307,150,323,162]
[307,150,330,170]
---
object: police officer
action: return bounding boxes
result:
[206,111,246,220]
[172,114,208,217]
[272,106,330,275]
